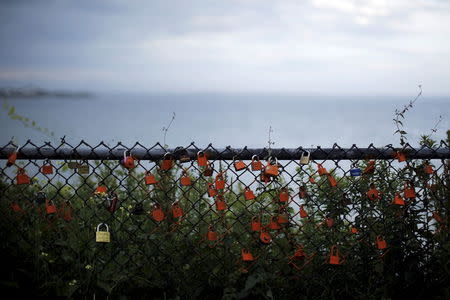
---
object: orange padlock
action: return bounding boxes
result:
[215,173,225,190]
[423,163,434,174]
[144,172,157,185]
[277,214,289,224]
[376,236,387,249]
[363,160,375,175]
[151,204,165,222]
[327,175,337,187]
[122,150,135,169]
[234,159,246,171]
[251,216,261,231]
[279,189,289,202]
[395,151,406,162]
[260,172,271,184]
[403,182,416,199]
[317,163,329,176]
[241,249,255,261]
[215,195,227,211]
[351,226,358,234]
[392,193,405,205]
[293,245,306,259]
[95,185,107,194]
[244,187,255,200]
[16,168,30,185]
[41,160,53,175]
[11,202,22,213]
[208,183,217,198]
[329,245,341,265]
[309,176,316,184]
[203,163,214,176]
[251,155,262,171]
[180,170,191,186]
[260,229,272,244]
[300,205,308,218]
[172,202,183,218]
[161,153,173,171]
[6,147,18,167]
[197,151,208,167]
[299,186,307,199]
[325,217,334,228]
[207,225,217,241]
[269,216,281,230]
[366,184,380,200]
[264,157,279,177]
[45,199,57,214]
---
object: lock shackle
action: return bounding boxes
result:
[97,223,109,232]
[163,152,172,159]
[267,156,278,164]
[197,150,205,157]
[123,150,130,159]
[251,155,260,161]
[301,151,310,158]
[17,167,26,174]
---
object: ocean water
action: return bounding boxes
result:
[1,93,448,148]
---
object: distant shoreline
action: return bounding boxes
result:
[0,88,92,98]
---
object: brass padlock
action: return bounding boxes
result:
[77,162,90,174]
[67,161,78,169]
[299,151,310,165]
[96,223,111,243]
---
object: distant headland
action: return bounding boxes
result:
[0,87,92,98]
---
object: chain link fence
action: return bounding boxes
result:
[1,140,449,298]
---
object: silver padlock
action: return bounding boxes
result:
[300,151,310,165]
[96,223,111,243]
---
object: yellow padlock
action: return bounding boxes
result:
[300,151,310,165]
[96,223,111,243]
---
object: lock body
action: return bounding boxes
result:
[96,231,111,243]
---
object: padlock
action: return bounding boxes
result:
[144,172,157,185]
[234,159,246,171]
[67,161,78,169]
[329,245,341,265]
[203,163,214,176]
[317,164,328,176]
[269,216,281,230]
[251,216,261,231]
[197,151,208,167]
[403,182,416,199]
[96,223,111,243]
[45,199,57,214]
[325,217,334,228]
[293,245,305,259]
[215,173,225,190]
[264,157,279,177]
[260,229,272,244]
[395,151,406,162]
[423,163,434,174]
[207,225,218,241]
[35,192,46,204]
[208,183,217,198]
[376,236,387,249]
[106,193,119,213]
[177,148,190,163]
[241,249,255,262]
[172,202,183,218]
[363,160,375,175]
[122,150,135,169]
[244,187,255,200]
[366,184,380,200]
[300,205,308,218]
[350,167,362,177]
[277,213,289,224]
[392,193,405,205]
[41,160,53,175]
[279,189,289,202]
[309,176,316,184]
[132,203,144,215]
[299,186,307,199]
[180,170,191,186]
[61,200,73,221]
[161,153,173,171]
[77,163,90,174]
[351,226,358,234]
[95,185,107,194]
[260,172,271,184]
[432,211,444,224]
[300,151,310,165]
[215,196,227,211]
[16,168,30,185]
[251,155,262,171]
[327,175,337,187]
[151,204,165,222]
[6,147,18,167]
[11,202,22,212]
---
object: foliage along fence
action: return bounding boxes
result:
[0,140,449,299]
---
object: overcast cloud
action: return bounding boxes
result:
[0,0,449,95]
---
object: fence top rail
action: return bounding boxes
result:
[0,143,449,160]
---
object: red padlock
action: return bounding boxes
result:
[45,199,57,214]
[392,193,405,205]
[277,214,289,224]
[300,205,308,218]
[351,226,358,234]
[317,163,329,176]
[327,175,337,187]
[403,182,416,199]
[260,229,272,244]
[244,187,255,200]
[325,217,334,228]
[329,245,341,265]
[207,225,217,241]
[41,161,53,175]
[376,236,387,249]
[299,186,307,199]
[251,155,262,171]
[16,168,30,185]
[215,173,225,190]
[161,153,173,171]
[279,189,289,202]
[180,170,191,186]
[251,216,261,231]
[423,163,434,174]
[269,216,281,230]
[151,204,165,222]
[241,249,255,261]
[172,202,183,218]
[144,172,157,185]
[432,211,444,224]
[95,185,107,194]
[293,245,306,259]
[264,157,279,177]
[6,147,18,167]
[395,151,406,162]
[122,150,135,169]
[260,172,271,184]
[11,202,22,213]
[309,176,316,184]
[208,183,217,198]
[234,159,246,171]
[197,151,208,167]
[366,184,380,200]
[61,200,73,221]
[363,160,375,175]
[107,193,119,213]
[215,196,227,211]
[203,163,214,176]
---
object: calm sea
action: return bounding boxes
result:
[1,93,448,148]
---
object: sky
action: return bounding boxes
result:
[1,0,450,95]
